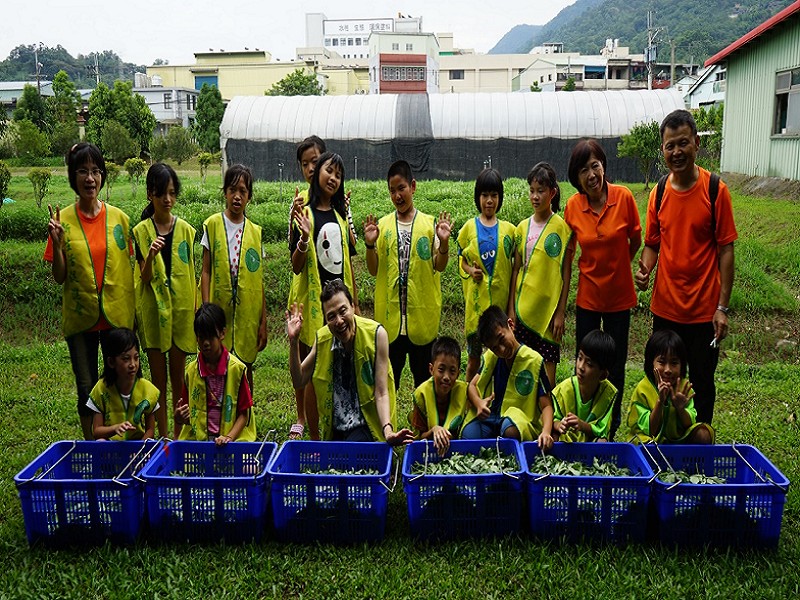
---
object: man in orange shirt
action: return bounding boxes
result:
[635,110,737,425]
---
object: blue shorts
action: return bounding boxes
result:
[460,415,517,439]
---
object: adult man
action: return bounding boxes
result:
[287,279,414,445]
[635,109,737,425]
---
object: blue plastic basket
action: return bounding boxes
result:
[14,440,164,546]
[640,443,790,548]
[524,442,654,544]
[140,440,277,543]
[402,439,525,540]
[267,441,394,544]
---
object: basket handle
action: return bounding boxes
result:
[252,429,277,479]
[114,438,164,486]
[496,437,519,480]
[638,442,663,484]
[731,441,787,492]
[408,439,432,482]
[379,449,401,493]
[16,440,77,486]
[533,445,551,482]
[129,437,169,483]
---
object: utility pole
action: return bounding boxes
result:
[645,11,664,90]
[33,42,44,94]
[86,54,100,86]
[670,39,676,87]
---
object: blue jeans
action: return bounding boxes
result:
[66,330,112,417]
[460,415,516,439]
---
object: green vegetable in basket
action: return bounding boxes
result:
[300,467,380,475]
[411,447,518,475]
[657,470,726,485]
[531,454,633,477]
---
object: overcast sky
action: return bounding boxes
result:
[4,1,575,66]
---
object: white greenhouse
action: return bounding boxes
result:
[220,89,684,181]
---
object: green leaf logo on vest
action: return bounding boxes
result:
[503,234,514,258]
[133,399,151,425]
[178,240,190,264]
[544,233,562,258]
[113,224,126,250]
[245,248,260,272]
[224,395,233,422]
[515,369,534,396]
[416,237,431,260]
[361,361,375,386]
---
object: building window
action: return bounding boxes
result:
[332,39,338,46]
[355,38,361,46]
[163,92,172,109]
[406,43,413,51]
[348,38,353,46]
[392,43,399,51]
[381,66,425,81]
[340,38,346,46]
[449,70,464,80]
[324,38,331,45]
[775,68,800,135]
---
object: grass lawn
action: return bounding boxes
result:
[0,171,798,599]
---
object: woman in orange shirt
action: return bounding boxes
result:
[564,139,641,440]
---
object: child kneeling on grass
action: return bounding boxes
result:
[87,328,158,441]
[552,329,617,442]
[409,336,470,456]
[175,303,256,445]
[462,306,554,449]
[627,329,714,444]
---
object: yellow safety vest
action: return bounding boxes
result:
[59,203,135,337]
[513,214,572,343]
[133,217,197,353]
[89,377,159,441]
[286,205,355,348]
[180,352,256,441]
[627,377,713,444]
[457,217,516,338]
[411,378,469,437]
[464,345,545,441]
[552,375,616,442]
[312,315,396,441]
[204,213,263,364]
[374,211,441,345]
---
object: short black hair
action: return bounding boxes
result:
[474,168,504,212]
[477,305,510,346]
[296,135,326,163]
[194,302,226,340]
[527,161,561,212]
[431,336,461,364]
[67,143,106,195]
[223,164,253,200]
[309,151,347,220]
[660,109,698,138]
[319,278,352,308]
[387,159,413,185]
[142,163,181,220]
[644,329,688,381]
[567,139,607,194]
[578,329,616,372]
[102,328,141,387]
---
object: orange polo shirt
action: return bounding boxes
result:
[644,168,738,323]
[564,183,641,313]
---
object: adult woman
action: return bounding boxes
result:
[45,143,135,440]
[564,139,641,440]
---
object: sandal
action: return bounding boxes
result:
[289,423,304,440]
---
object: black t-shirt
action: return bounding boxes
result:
[135,222,174,281]
[290,205,356,285]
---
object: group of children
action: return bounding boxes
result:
[80,134,713,450]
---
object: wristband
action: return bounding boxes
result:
[382,422,393,432]
[438,246,448,255]
[297,239,309,253]
[365,242,375,250]
[716,304,729,314]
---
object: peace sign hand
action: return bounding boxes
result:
[47,204,64,247]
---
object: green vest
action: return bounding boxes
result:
[90,377,159,441]
[465,345,545,442]
[59,203,135,338]
[374,211,441,345]
[312,315,396,441]
[552,375,616,442]
[133,217,197,353]
[180,352,256,441]
[627,377,712,443]
[286,205,356,348]
[457,217,516,338]
[204,213,263,364]
[411,378,469,437]
[513,214,572,343]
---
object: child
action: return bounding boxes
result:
[287,151,358,439]
[509,162,573,387]
[176,303,256,444]
[133,163,196,439]
[200,164,267,389]
[409,336,469,456]
[87,328,158,441]
[552,329,617,442]
[364,159,452,390]
[462,306,554,449]
[627,329,715,444]
[457,168,517,383]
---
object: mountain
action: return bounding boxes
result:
[489,25,544,54]
[489,0,795,63]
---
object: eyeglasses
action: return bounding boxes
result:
[76,168,103,178]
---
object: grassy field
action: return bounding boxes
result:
[0,169,798,599]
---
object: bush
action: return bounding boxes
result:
[27,168,51,208]
[0,160,10,205]
[166,126,197,165]
[198,152,215,184]
[105,162,121,201]
[15,120,50,161]
[151,136,168,163]
[102,120,139,164]
[0,202,49,241]
[124,157,147,195]
[180,183,222,204]
[49,122,80,158]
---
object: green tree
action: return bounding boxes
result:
[49,122,80,158]
[530,82,542,92]
[86,82,114,150]
[166,125,197,165]
[49,70,81,125]
[266,69,323,96]
[102,119,139,164]
[27,167,51,208]
[124,157,147,195]
[0,160,10,207]
[15,119,50,161]
[694,104,724,172]
[151,135,168,162]
[13,84,51,131]
[105,162,121,200]
[562,76,576,91]
[198,151,215,185]
[111,81,156,154]
[194,83,225,152]
[617,120,663,190]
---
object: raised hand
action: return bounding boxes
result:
[436,211,452,244]
[149,235,166,259]
[285,302,304,341]
[476,392,494,419]
[671,378,694,411]
[47,204,63,247]
[364,214,379,246]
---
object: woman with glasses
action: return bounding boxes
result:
[45,143,135,440]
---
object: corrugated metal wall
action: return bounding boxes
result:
[723,16,800,179]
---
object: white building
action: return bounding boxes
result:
[684,64,726,109]
[133,75,199,133]
[306,12,423,60]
